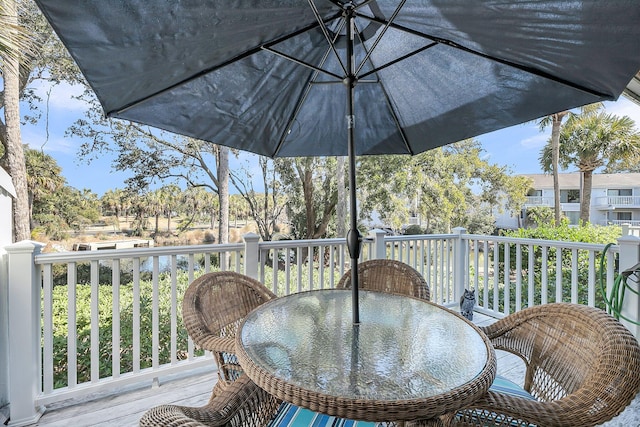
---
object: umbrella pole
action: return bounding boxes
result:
[345,5,361,325]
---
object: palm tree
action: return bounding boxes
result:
[554,112,640,223]
[537,112,568,224]
[1,0,33,241]
[0,0,32,70]
[24,148,65,228]
[537,104,602,225]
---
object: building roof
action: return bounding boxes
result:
[522,173,640,190]
[624,72,640,106]
[0,167,16,198]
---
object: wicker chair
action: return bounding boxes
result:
[182,271,277,390]
[453,303,640,427]
[139,374,281,427]
[336,259,430,301]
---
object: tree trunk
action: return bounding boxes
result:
[336,156,346,238]
[580,169,593,224]
[2,1,30,242]
[218,146,229,244]
[551,115,562,225]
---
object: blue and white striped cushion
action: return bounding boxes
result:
[269,377,534,427]
[488,375,535,400]
[456,375,537,427]
[268,402,379,427]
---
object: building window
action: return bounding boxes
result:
[527,189,542,197]
[615,212,632,221]
[607,189,633,196]
[564,211,580,225]
[560,189,580,203]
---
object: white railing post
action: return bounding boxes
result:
[452,227,467,303]
[6,241,45,426]
[616,234,640,339]
[243,233,260,280]
[371,229,387,260]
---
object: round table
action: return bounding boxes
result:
[236,289,496,423]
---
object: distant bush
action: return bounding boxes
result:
[403,225,424,235]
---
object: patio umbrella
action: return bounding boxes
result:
[35,0,640,323]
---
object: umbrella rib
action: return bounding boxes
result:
[359,43,436,80]
[262,46,344,81]
[271,36,343,157]
[377,79,414,156]
[307,0,347,76]
[354,0,406,76]
[362,16,615,99]
[106,18,340,117]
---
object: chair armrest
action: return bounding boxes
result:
[140,376,281,427]
[194,335,236,354]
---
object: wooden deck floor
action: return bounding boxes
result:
[6,311,639,426]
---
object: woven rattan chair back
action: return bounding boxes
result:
[182,271,277,388]
[336,259,430,301]
[454,303,640,427]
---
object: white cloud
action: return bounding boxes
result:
[22,127,75,154]
[520,133,547,149]
[605,98,640,126]
[29,80,89,113]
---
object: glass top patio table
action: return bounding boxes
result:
[236,289,496,422]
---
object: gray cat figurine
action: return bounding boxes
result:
[460,289,476,321]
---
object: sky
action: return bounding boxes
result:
[18,81,640,197]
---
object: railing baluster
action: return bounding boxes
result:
[541,246,548,305]
[571,248,579,303]
[426,240,432,293]
[152,257,160,370]
[437,240,443,303]
[556,247,563,303]
[67,262,78,388]
[42,263,54,393]
[515,243,522,312]
[319,245,325,289]
[271,249,278,295]
[588,251,596,307]
[112,259,121,379]
[473,239,479,295]
[504,242,510,315]
[528,244,535,307]
[204,250,211,272]
[329,245,336,288]
[297,247,303,293]
[307,244,313,290]
[90,260,100,382]
[482,240,489,308]
[133,258,141,373]
[492,242,499,312]
[171,255,178,364]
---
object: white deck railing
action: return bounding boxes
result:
[3,229,640,426]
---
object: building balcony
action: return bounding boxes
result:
[594,196,640,209]
[523,196,554,206]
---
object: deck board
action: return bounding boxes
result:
[23,311,639,426]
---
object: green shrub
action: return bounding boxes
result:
[403,225,424,235]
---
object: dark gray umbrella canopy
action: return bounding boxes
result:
[35,1,640,158]
[35,0,640,323]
